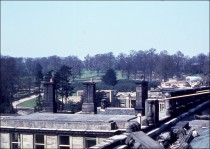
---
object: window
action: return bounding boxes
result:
[59,136,70,149]
[11,133,21,149]
[85,137,96,148]
[131,100,136,108]
[34,134,45,149]
[119,99,126,107]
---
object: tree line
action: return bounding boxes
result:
[1,49,209,113]
[84,49,209,81]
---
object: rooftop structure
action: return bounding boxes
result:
[1,79,209,149]
[1,111,137,148]
[0,80,141,149]
[1,113,136,132]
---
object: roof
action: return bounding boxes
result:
[1,113,137,131]
[97,108,136,115]
[190,127,210,148]
[189,120,210,149]
[116,92,136,97]
[1,112,136,123]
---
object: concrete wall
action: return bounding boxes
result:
[97,137,107,144]
[1,119,113,130]
[72,136,84,148]
[0,133,10,149]
[46,135,57,148]
[0,132,109,149]
[22,134,33,148]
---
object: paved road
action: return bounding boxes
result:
[12,94,43,109]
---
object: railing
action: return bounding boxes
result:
[90,87,210,149]
[156,89,210,113]
[164,90,210,117]
[143,89,210,127]
[158,99,165,112]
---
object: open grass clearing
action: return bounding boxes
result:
[17,98,37,108]
[78,70,127,80]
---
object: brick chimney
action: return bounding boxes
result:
[42,81,57,113]
[82,82,97,114]
[135,81,148,116]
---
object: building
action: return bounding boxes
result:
[116,92,136,108]
[77,89,117,106]
[1,81,144,149]
[2,79,208,149]
[0,113,136,149]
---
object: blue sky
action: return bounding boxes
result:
[1,1,209,59]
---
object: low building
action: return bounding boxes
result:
[76,90,84,96]
[97,90,117,106]
[116,92,136,108]
[77,89,117,106]
[59,96,82,104]
[1,81,142,149]
[0,113,136,149]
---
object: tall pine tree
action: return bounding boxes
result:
[102,68,117,86]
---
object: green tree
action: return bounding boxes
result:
[63,56,84,80]
[0,56,17,113]
[155,50,175,81]
[102,68,117,86]
[34,63,43,112]
[57,65,74,110]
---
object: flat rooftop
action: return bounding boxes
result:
[1,113,137,131]
[1,112,136,122]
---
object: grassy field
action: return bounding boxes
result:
[78,70,126,80]
[18,98,36,108]
[80,70,102,79]
[81,70,98,78]
[79,70,142,80]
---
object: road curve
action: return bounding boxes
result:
[12,94,43,109]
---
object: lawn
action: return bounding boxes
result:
[17,98,37,108]
[81,70,100,79]
[79,70,127,80]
